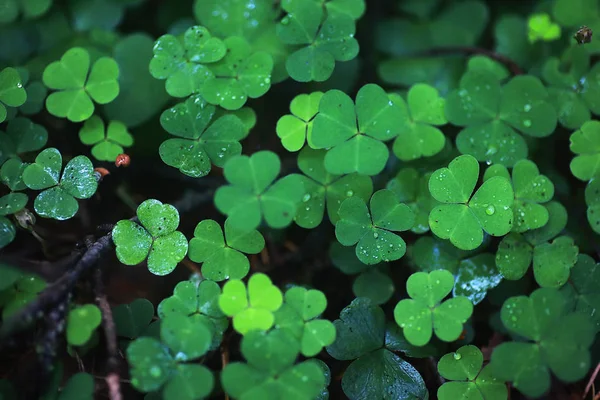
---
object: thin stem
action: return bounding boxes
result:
[416,46,524,75]
[584,363,600,399]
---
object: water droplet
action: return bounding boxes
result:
[150,366,162,378]
[346,190,354,197]
[302,193,311,202]
[485,205,495,215]
[523,119,532,128]
[453,352,462,360]
[523,104,532,112]
[281,16,290,25]
[373,232,379,239]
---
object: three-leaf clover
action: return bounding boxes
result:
[446,70,557,166]
[0,67,27,123]
[214,151,305,231]
[111,199,188,276]
[188,219,264,281]
[570,120,600,181]
[0,117,48,164]
[276,91,323,152]
[294,147,373,228]
[218,273,283,334]
[394,269,474,346]
[311,84,403,175]
[326,298,428,399]
[274,286,336,357]
[561,254,600,332]
[201,36,273,110]
[221,329,326,399]
[391,84,448,161]
[158,277,229,350]
[335,189,415,265]
[43,47,120,122]
[428,154,514,250]
[437,345,507,400]
[490,288,595,398]
[149,25,226,98]
[277,2,359,82]
[66,304,102,347]
[527,13,561,43]
[158,95,245,178]
[22,148,98,220]
[78,116,133,162]
[496,201,579,288]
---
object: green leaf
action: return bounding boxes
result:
[188,219,264,281]
[511,159,554,232]
[163,364,214,400]
[394,270,474,346]
[113,298,155,339]
[527,13,561,43]
[561,254,600,332]
[43,47,119,122]
[352,268,394,305]
[570,120,600,181]
[532,236,578,288]
[586,178,600,233]
[429,154,514,250]
[0,67,27,123]
[0,193,27,216]
[112,220,153,265]
[160,313,212,361]
[495,233,533,280]
[276,91,323,151]
[0,117,48,164]
[1,158,27,191]
[127,337,175,393]
[22,147,62,190]
[66,304,102,346]
[79,116,134,162]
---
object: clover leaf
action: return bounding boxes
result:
[43,47,120,122]
[218,272,283,334]
[0,274,46,318]
[222,329,326,400]
[335,189,414,265]
[277,3,359,82]
[22,148,98,220]
[111,199,188,276]
[542,46,600,129]
[66,304,102,346]
[200,36,273,110]
[352,268,395,305]
[394,270,474,346]
[158,95,245,178]
[78,116,133,162]
[0,117,48,165]
[0,0,52,24]
[490,288,595,398]
[311,84,403,175]
[428,154,514,250]
[437,345,507,400]
[527,13,561,43]
[411,236,502,305]
[274,286,336,357]
[294,147,373,228]
[570,120,600,181]
[113,298,155,340]
[391,84,448,161]
[1,158,27,192]
[214,151,305,231]
[326,298,428,399]
[0,217,16,249]
[0,193,27,217]
[586,178,600,233]
[446,70,556,166]
[188,219,264,281]
[149,25,226,98]
[158,277,228,350]
[386,168,439,234]
[0,67,26,124]
[276,91,323,152]
[561,254,600,332]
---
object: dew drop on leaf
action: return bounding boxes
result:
[524,104,532,112]
[346,190,354,197]
[302,193,311,202]
[485,205,495,215]
[453,352,462,360]
[373,232,378,239]
[149,366,162,378]
[523,119,532,127]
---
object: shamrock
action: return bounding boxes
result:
[0,67,27,123]
[78,116,134,162]
[311,84,404,175]
[127,318,214,398]
[0,117,48,165]
[218,273,283,335]
[214,151,305,231]
[222,329,326,399]
[277,2,359,82]
[188,219,264,281]
[586,178,600,233]
[276,91,323,152]
[273,286,336,357]
[112,298,155,340]
[43,47,120,122]
[570,120,600,181]
[158,277,228,350]
[66,304,102,346]
[201,36,273,110]
[527,13,561,43]
[22,148,98,220]
[386,167,439,234]
[411,236,502,305]
[326,298,428,399]
[390,84,448,161]
[490,288,595,398]
[437,345,507,400]
[294,147,373,228]
[446,69,557,166]
[496,201,579,288]
[158,95,245,178]
[542,46,600,129]
[16,67,47,116]
[394,269,474,346]
[111,199,188,276]
[335,189,415,265]
[0,0,52,24]
[149,25,226,98]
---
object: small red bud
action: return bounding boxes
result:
[115,154,130,167]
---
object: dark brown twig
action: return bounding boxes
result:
[417,46,524,75]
